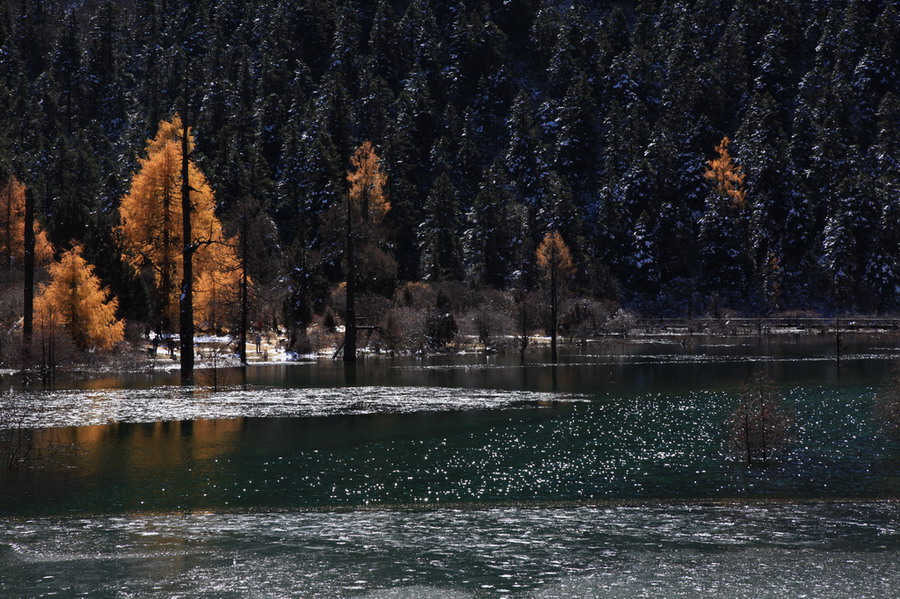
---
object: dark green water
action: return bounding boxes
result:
[1,335,898,597]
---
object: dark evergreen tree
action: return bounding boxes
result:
[465,163,527,289]
[419,171,464,282]
[0,0,895,321]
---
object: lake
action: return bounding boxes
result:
[1,334,898,598]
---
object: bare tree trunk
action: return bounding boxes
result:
[4,182,11,269]
[161,170,172,335]
[550,260,558,363]
[22,187,34,369]
[519,292,529,363]
[239,210,248,365]
[179,92,194,385]
[344,191,357,362]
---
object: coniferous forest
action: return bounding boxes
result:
[0,0,898,357]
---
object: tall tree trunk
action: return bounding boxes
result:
[519,292,529,363]
[179,94,194,385]
[4,182,11,269]
[550,259,558,363]
[344,190,357,362]
[22,187,35,368]
[161,167,172,334]
[239,211,248,365]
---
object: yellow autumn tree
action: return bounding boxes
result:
[347,140,390,223]
[536,231,575,362]
[194,247,241,333]
[334,140,392,361]
[117,114,240,331]
[0,175,54,268]
[34,244,125,350]
[703,136,746,207]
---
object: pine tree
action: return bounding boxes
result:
[736,92,791,305]
[330,140,392,361]
[629,210,660,299]
[820,185,861,311]
[465,163,527,289]
[864,93,900,310]
[34,244,125,351]
[699,137,749,307]
[0,175,53,268]
[503,90,543,208]
[419,171,464,282]
[117,115,239,333]
[225,194,282,363]
[536,230,574,362]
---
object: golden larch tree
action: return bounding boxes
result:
[347,140,390,223]
[340,140,391,361]
[117,114,239,331]
[194,246,242,333]
[34,244,125,350]
[704,136,746,207]
[536,231,574,362]
[0,175,54,268]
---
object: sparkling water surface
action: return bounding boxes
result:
[2,504,897,598]
[1,337,898,597]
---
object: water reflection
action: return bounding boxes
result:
[2,333,898,394]
[2,385,897,516]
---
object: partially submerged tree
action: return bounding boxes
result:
[34,244,125,351]
[536,230,574,362]
[727,369,793,467]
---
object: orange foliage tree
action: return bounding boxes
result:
[347,140,390,223]
[337,140,391,361]
[703,136,746,207]
[34,244,125,350]
[536,231,574,362]
[0,175,54,268]
[699,136,750,304]
[117,115,240,332]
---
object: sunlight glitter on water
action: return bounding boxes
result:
[1,504,897,599]
[3,386,590,429]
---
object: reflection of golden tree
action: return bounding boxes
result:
[875,363,900,438]
[0,175,53,268]
[727,369,793,466]
[35,244,124,350]
[117,115,239,331]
